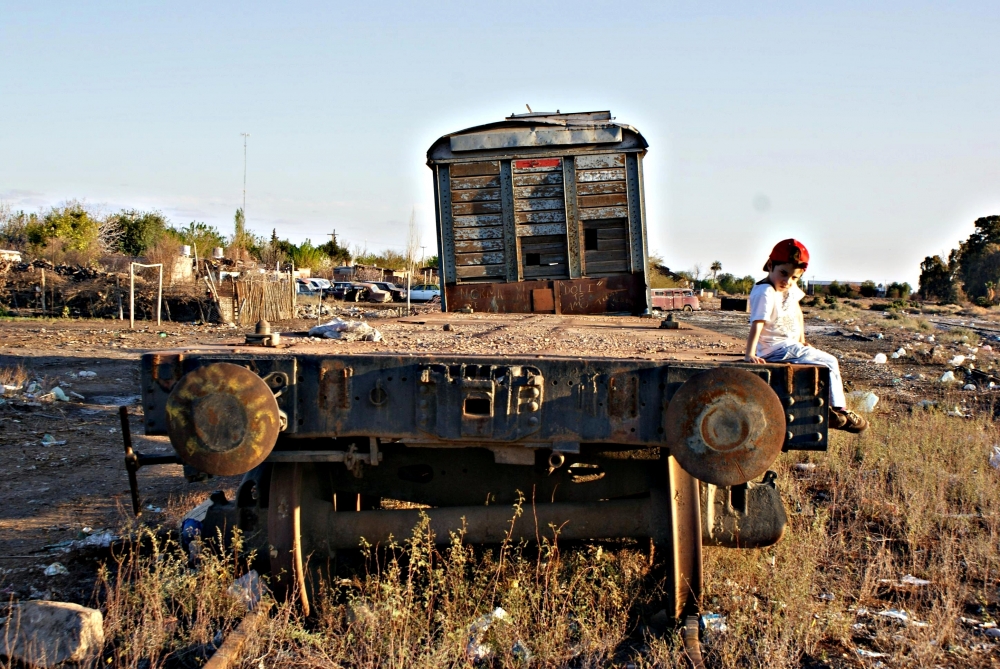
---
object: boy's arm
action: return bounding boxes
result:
[797,309,806,345]
[745,320,766,363]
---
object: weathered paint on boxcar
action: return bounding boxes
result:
[428,111,652,315]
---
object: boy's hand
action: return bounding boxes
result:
[744,354,766,364]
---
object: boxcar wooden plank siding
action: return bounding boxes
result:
[582,260,629,274]
[575,169,626,183]
[513,185,564,199]
[579,206,629,220]
[515,223,567,237]
[576,181,627,196]
[515,210,566,224]
[453,214,503,228]
[578,193,628,208]
[513,172,563,186]
[575,153,625,169]
[454,226,504,240]
[512,158,562,173]
[454,251,505,266]
[454,238,504,254]
[450,161,500,177]
[452,201,502,215]
[456,264,505,278]
[452,188,501,203]
[514,197,565,212]
[451,175,502,190]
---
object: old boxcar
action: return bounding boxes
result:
[427,111,650,315]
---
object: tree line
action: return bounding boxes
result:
[919,215,1000,305]
[0,201,438,272]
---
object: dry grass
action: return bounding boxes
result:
[11,413,997,668]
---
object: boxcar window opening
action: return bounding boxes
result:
[526,253,541,266]
[584,228,599,251]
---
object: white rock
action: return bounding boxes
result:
[43,562,68,576]
[849,390,879,413]
[76,371,97,378]
[873,353,888,364]
[896,348,906,356]
[964,384,977,391]
[0,601,104,668]
[939,371,956,383]
[949,355,966,366]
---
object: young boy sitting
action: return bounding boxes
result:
[744,239,868,433]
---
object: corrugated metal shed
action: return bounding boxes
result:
[427,111,651,315]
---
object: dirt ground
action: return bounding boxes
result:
[1,299,997,609]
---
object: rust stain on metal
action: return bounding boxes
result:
[446,274,644,315]
[664,367,785,487]
[165,362,280,476]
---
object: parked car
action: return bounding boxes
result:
[296,279,321,297]
[407,284,441,302]
[356,282,393,303]
[650,288,700,312]
[330,282,357,299]
[370,282,405,302]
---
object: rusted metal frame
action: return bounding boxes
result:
[563,157,583,279]
[429,146,647,165]
[498,160,519,282]
[268,463,310,616]
[666,456,702,620]
[437,166,458,292]
[634,154,652,312]
[303,498,655,549]
[624,153,647,291]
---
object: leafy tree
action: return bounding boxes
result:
[951,216,1000,299]
[860,280,878,298]
[167,222,227,255]
[318,238,351,265]
[0,204,36,250]
[424,255,439,269]
[710,260,722,283]
[26,201,100,251]
[919,254,959,302]
[887,282,912,299]
[105,209,169,256]
[290,239,326,269]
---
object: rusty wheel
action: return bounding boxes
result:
[166,363,281,476]
[665,367,785,486]
[268,463,311,616]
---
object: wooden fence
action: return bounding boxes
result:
[230,276,295,325]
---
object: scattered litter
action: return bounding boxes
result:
[26,381,41,394]
[792,463,817,472]
[872,353,888,364]
[227,570,264,611]
[949,355,966,366]
[818,593,835,601]
[145,504,163,513]
[927,335,935,342]
[876,608,910,624]
[309,318,383,342]
[879,574,931,588]
[76,371,97,378]
[465,607,510,660]
[982,344,993,351]
[40,434,67,446]
[964,384,977,391]
[700,612,728,636]
[855,648,888,659]
[875,333,884,339]
[849,390,879,413]
[989,446,1000,470]
[939,371,956,383]
[43,562,69,576]
[947,406,967,418]
[895,347,906,356]
[50,387,70,402]
[914,399,937,410]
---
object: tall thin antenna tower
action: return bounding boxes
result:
[241,132,251,216]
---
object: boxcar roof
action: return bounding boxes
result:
[427,111,648,164]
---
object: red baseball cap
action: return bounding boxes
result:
[765,239,809,271]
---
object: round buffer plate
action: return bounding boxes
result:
[166,362,281,476]
[664,367,786,486]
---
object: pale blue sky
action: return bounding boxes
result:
[2,1,997,285]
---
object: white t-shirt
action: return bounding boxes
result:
[748,280,805,356]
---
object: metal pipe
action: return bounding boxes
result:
[304,498,653,549]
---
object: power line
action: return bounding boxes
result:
[240,132,250,217]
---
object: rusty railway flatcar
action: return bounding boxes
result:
[427,111,651,315]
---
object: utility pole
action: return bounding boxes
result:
[328,229,337,247]
[240,132,251,217]
[420,246,426,264]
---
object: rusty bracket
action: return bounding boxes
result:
[119,405,181,516]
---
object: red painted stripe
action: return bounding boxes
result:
[514,158,561,169]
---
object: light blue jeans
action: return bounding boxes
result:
[762,342,847,409]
